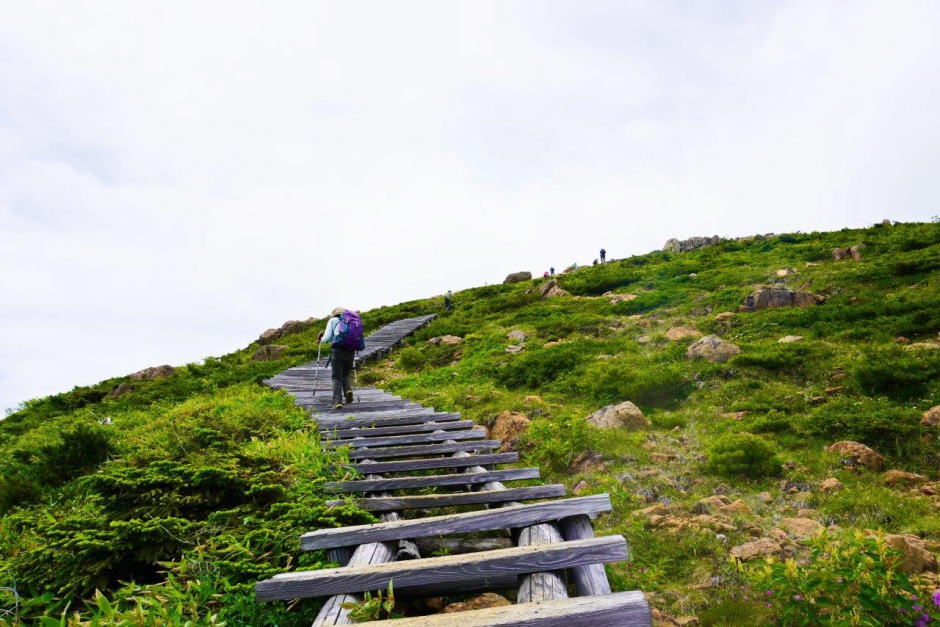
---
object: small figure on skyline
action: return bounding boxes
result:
[444,290,453,311]
[550,266,555,276]
[600,248,606,263]
[593,258,598,266]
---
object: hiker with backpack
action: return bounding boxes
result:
[444,290,453,311]
[600,248,606,263]
[318,307,366,409]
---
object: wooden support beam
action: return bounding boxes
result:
[560,515,612,596]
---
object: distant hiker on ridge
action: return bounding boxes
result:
[318,307,366,409]
[550,266,555,276]
[600,248,606,263]
[444,290,453,311]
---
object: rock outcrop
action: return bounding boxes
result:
[252,345,288,361]
[825,440,885,470]
[832,243,865,260]
[730,538,782,561]
[739,288,825,312]
[489,411,531,452]
[258,318,316,344]
[503,271,532,284]
[882,469,927,487]
[663,236,722,253]
[686,336,741,363]
[884,534,938,573]
[539,279,569,298]
[665,326,702,341]
[427,335,463,345]
[778,335,804,343]
[587,401,649,430]
[442,593,511,613]
[129,365,175,380]
[922,405,940,428]
[819,477,844,492]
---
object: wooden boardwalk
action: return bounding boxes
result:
[257,315,651,626]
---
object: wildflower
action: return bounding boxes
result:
[933,590,940,607]
[793,595,803,601]
[765,590,774,596]
[913,604,923,612]
[765,602,772,608]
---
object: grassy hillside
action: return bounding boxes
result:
[2,221,940,625]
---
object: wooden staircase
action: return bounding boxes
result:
[256,315,651,626]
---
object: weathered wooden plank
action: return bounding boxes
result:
[326,484,566,512]
[560,515,612,596]
[346,452,518,475]
[322,420,475,439]
[300,494,612,550]
[324,428,486,449]
[256,535,628,601]
[323,468,540,493]
[316,412,456,429]
[346,440,500,460]
[354,591,651,626]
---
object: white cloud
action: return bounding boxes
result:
[2,0,939,410]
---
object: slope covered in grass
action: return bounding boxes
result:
[1,220,939,624]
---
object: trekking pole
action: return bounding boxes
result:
[312,342,323,407]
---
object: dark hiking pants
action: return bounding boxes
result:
[331,345,355,405]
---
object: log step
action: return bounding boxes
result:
[348,452,519,474]
[323,468,540,493]
[326,484,566,512]
[346,440,500,460]
[316,411,456,429]
[355,591,652,626]
[322,420,475,439]
[301,494,612,550]
[324,428,486,449]
[256,535,628,601]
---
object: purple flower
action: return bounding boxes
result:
[913,604,923,612]
[764,602,772,608]
[765,590,774,596]
[933,590,940,607]
[793,595,803,601]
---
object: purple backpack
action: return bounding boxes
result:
[334,310,365,351]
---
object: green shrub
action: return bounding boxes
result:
[743,531,938,625]
[649,413,688,430]
[746,410,797,434]
[580,360,690,409]
[396,347,427,371]
[705,433,781,477]
[805,398,924,453]
[501,343,590,389]
[852,345,940,400]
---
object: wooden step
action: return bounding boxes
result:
[322,420,475,439]
[256,535,628,601]
[324,468,540,493]
[346,440,500,460]
[316,411,453,429]
[348,452,518,474]
[325,428,486,449]
[326,484,566,512]
[355,591,652,626]
[300,494,612,550]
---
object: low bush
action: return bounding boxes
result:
[501,343,590,389]
[743,531,938,625]
[805,398,925,453]
[579,360,691,409]
[852,345,940,400]
[705,433,781,477]
[396,347,427,371]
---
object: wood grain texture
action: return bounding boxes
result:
[355,591,651,626]
[516,523,569,603]
[316,412,458,430]
[323,468,540,493]
[326,484,566,512]
[346,440,500,460]
[347,452,518,474]
[560,515,612,596]
[256,535,628,601]
[322,420,475,439]
[300,494,612,550]
[324,428,487,449]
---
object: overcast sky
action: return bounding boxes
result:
[2,1,939,411]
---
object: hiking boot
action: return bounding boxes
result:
[332,403,343,409]
[345,390,354,404]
